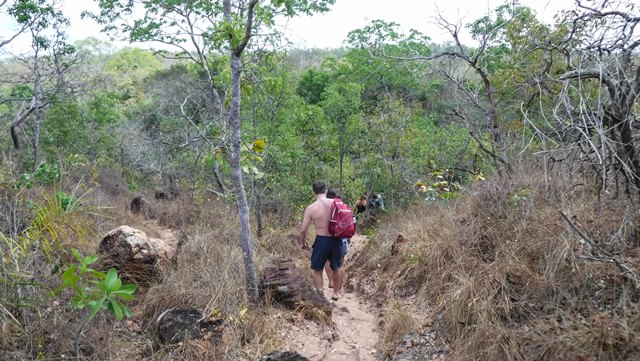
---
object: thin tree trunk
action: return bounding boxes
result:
[229,51,259,301]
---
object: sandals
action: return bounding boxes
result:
[331,294,339,301]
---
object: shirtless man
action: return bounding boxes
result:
[299,181,342,300]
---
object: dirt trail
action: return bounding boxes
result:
[282,234,380,360]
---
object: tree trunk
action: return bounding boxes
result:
[229,51,259,302]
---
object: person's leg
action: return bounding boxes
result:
[310,236,330,293]
[329,240,342,299]
[331,267,341,298]
[324,261,333,288]
[313,269,324,292]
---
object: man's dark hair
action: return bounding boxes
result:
[312,181,327,195]
[326,188,339,199]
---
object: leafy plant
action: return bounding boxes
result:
[0,183,106,348]
[53,248,137,321]
[19,161,61,189]
[241,138,266,179]
[52,248,137,360]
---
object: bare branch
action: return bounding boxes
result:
[559,69,617,97]
[234,0,259,56]
[559,210,639,288]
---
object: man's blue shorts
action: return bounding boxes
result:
[310,235,342,271]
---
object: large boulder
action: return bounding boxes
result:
[97,226,183,284]
[261,258,331,319]
[155,308,225,345]
[258,351,310,361]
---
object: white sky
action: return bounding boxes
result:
[0,0,575,53]
[285,0,574,48]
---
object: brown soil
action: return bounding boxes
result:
[280,234,381,360]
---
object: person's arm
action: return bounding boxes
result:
[299,207,312,250]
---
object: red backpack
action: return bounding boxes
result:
[329,197,356,239]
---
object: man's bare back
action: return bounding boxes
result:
[299,195,333,247]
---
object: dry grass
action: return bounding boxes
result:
[11,162,640,360]
[379,300,418,357]
[1,176,300,360]
[350,167,640,360]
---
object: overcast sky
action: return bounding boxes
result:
[0,0,575,53]
[284,0,574,48]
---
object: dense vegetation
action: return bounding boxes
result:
[1,0,639,360]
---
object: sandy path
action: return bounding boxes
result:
[281,234,380,360]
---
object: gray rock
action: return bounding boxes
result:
[258,351,310,361]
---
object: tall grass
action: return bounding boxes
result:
[1,180,292,359]
[351,168,640,360]
[0,183,108,357]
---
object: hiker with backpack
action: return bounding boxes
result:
[324,188,352,293]
[299,181,343,301]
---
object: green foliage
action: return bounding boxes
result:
[0,184,102,330]
[321,82,362,124]
[9,84,34,98]
[86,0,336,52]
[8,0,56,28]
[104,47,162,101]
[42,100,87,157]
[126,178,139,192]
[55,191,77,211]
[104,47,161,76]
[52,248,136,321]
[86,92,122,126]
[343,22,435,110]
[19,161,61,189]
[297,68,329,104]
